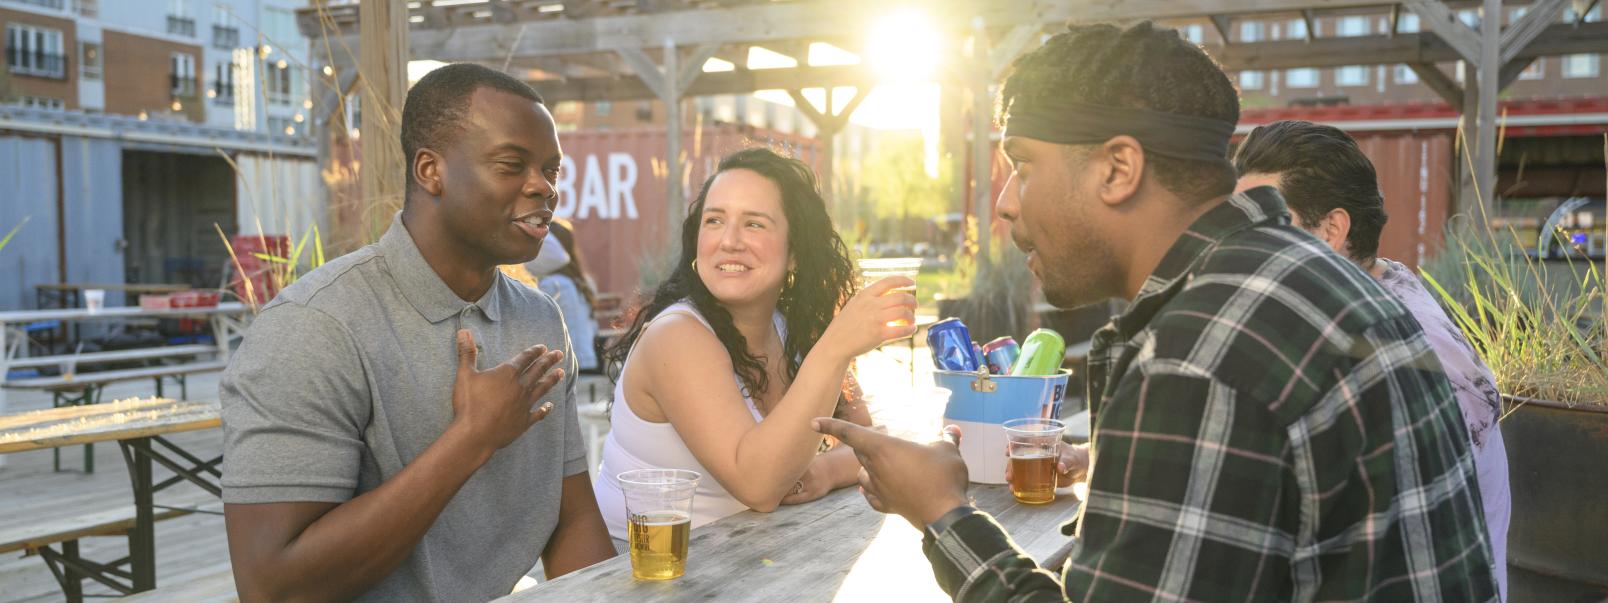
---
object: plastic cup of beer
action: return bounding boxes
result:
[618,469,700,581]
[857,257,923,326]
[1002,418,1065,505]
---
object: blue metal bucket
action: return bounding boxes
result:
[935,369,1071,484]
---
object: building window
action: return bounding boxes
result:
[635,101,653,122]
[1285,18,1311,40]
[1286,68,1320,88]
[1238,21,1264,43]
[1336,65,1369,86]
[170,52,197,97]
[1179,24,1204,45]
[211,61,235,105]
[15,95,65,110]
[1394,64,1419,84]
[16,0,64,9]
[73,0,97,17]
[1563,54,1600,78]
[1458,9,1480,30]
[594,101,612,117]
[1239,70,1264,90]
[5,24,66,79]
[79,41,100,80]
[212,25,240,50]
[1338,16,1369,37]
[168,0,195,36]
[1519,58,1545,80]
[264,61,294,105]
[1398,13,1421,33]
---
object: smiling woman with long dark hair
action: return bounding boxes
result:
[592,148,915,540]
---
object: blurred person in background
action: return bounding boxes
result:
[526,218,601,373]
[1234,119,1511,600]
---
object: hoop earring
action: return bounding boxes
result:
[784,270,796,290]
[690,259,697,272]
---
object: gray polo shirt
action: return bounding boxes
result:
[220,215,586,602]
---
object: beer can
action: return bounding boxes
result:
[972,342,986,370]
[981,336,1020,375]
[1009,328,1066,376]
[927,318,980,372]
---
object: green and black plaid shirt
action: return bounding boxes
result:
[923,188,1496,602]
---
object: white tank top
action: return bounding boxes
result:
[591,301,786,541]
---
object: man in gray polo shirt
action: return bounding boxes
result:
[220,63,615,602]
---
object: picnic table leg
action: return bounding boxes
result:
[62,540,84,603]
[119,437,157,592]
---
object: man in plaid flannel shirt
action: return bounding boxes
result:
[816,21,1497,602]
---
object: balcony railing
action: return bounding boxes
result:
[212,25,239,50]
[5,47,67,79]
[16,0,65,9]
[167,15,196,37]
[170,74,199,98]
[211,79,234,105]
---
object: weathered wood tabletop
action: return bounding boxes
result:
[502,482,1080,602]
[0,397,220,454]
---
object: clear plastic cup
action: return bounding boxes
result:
[867,386,952,444]
[858,257,922,327]
[1002,418,1065,505]
[84,289,106,313]
[618,469,700,580]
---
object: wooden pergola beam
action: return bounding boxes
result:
[528,63,879,103]
[301,0,1405,61]
[1213,20,1608,70]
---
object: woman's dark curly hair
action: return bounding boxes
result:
[606,148,856,405]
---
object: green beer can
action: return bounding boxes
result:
[1009,328,1066,376]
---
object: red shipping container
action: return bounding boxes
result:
[554,124,825,299]
[229,235,291,307]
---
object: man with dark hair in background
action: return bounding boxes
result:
[220,63,614,601]
[1235,119,1511,600]
[817,22,1496,601]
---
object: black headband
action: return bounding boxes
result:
[1002,100,1236,163]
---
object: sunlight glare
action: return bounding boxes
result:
[867,8,941,81]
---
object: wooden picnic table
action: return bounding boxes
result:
[0,303,248,409]
[502,481,1080,602]
[0,398,223,597]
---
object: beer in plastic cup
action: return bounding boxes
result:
[1003,418,1065,504]
[857,257,922,327]
[618,469,700,580]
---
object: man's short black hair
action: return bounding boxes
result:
[997,21,1241,204]
[400,63,544,191]
[1233,120,1388,261]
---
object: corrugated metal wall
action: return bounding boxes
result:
[235,154,325,241]
[555,125,825,298]
[0,135,59,311]
[1356,132,1455,268]
[60,137,127,305]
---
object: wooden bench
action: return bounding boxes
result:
[0,501,223,602]
[4,359,228,472]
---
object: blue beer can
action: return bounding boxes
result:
[927,318,980,371]
[981,336,1020,375]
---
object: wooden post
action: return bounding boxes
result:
[618,42,719,238]
[358,0,407,243]
[1472,0,1500,224]
[788,87,870,206]
[664,38,683,232]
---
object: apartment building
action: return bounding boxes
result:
[1170,4,1604,108]
[0,0,312,134]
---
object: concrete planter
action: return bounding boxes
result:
[1501,395,1608,601]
